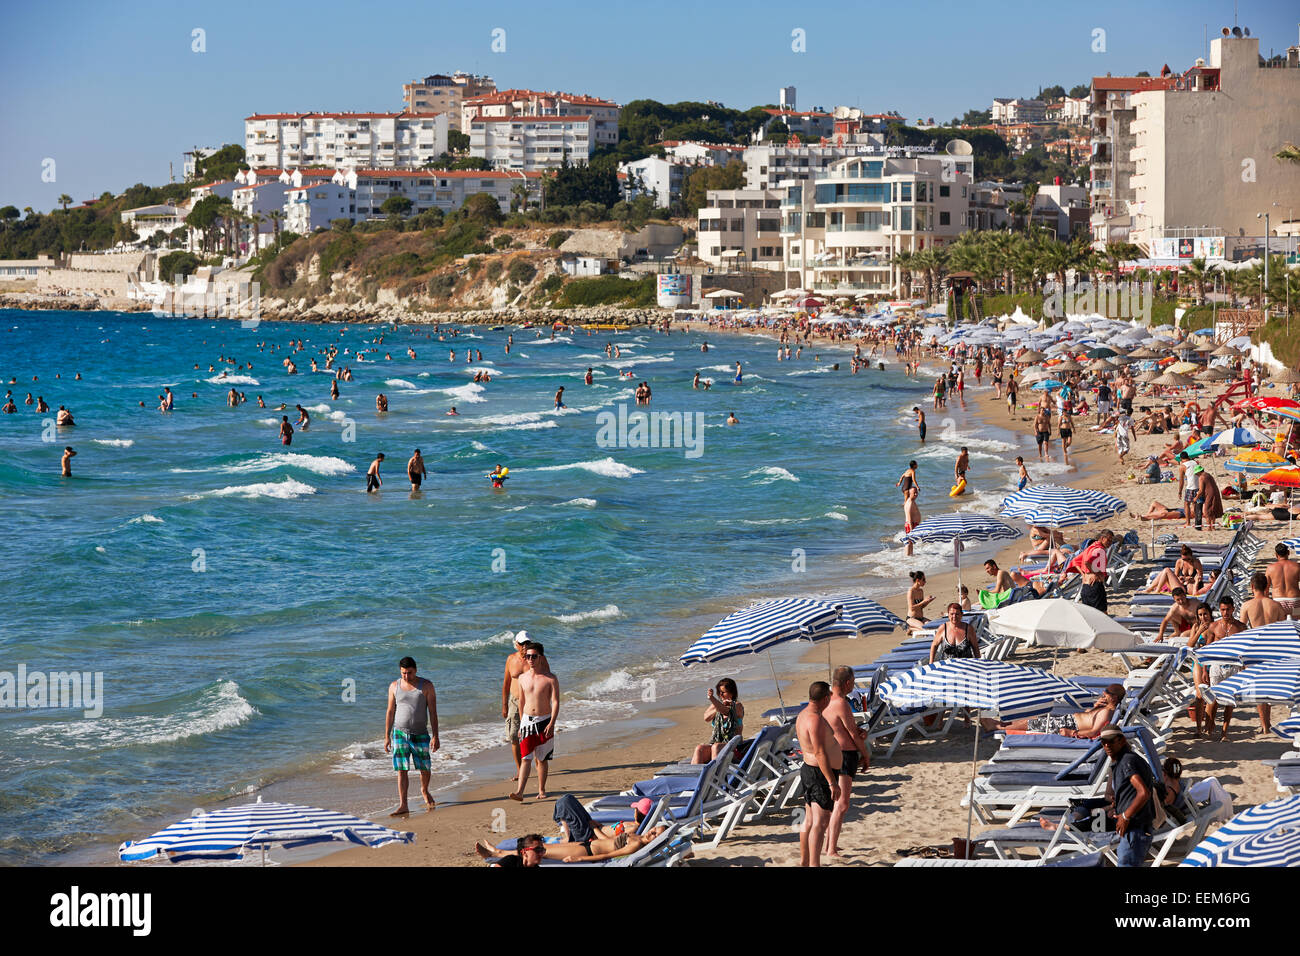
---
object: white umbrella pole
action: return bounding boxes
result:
[967,712,979,856]
[766,651,786,714]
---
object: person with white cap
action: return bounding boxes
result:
[502,631,530,769]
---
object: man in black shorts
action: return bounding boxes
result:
[407,448,426,492]
[795,681,841,867]
[1034,406,1051,460]
[823,666,871,858]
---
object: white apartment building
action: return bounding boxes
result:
[284,181,353,235]
[660,141,746,165]
[743,139,887,191]
[1032,184,1090,239]
[1048,96,1091,126]
[1088,76,1148,246]
[462,89,620,162]
[758,108,835,142]
[401,72,496,131]
[244,112,449,170]
[120,204,187,244]
[230,182,290,250]
[991,98,1048,124]
[1127,35,1300,251]
[695,189,785,271]
[780,151,974,297]
[619,142,744,208]
[468,114,597,171]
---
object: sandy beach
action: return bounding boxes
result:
[308,327,1297,869]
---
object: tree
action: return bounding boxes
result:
[1040,85,1066,100]
[1068,84,1090,98]
[448,130,471,153]
[191,144,247,184]
[460,193,503,226]
[450,156,490,171]
[57,194,72,211]
[185,194,224,254]
[159,251,201,281]
[544,158,619,209]
[681,160,746,215]
[1181,257,1217,305]
[1,205,20,224]
[960,109,991,126]
[1022,181,1039,235]
[763,119,790,144]
[380,196,413,218]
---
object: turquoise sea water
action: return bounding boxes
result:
[0,309,1057,863]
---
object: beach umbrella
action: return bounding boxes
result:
[1235,396,1300,413]
[118,799,414,864]
[1030,379,1064,390]
[1191,327,1216,337]
[1167,361,1200,375]
[1210,426,1270,449]
[1268,368,1300,385]
[1207,660,1300,707]
[1193,621,1300,665]
[804,597,906,677]
[1275,716,1300,740]
[1087,359,1113,373]
[1016,350,1046,363]
[902,514,1022,593]
[1210,344,1242,358]
[1018,367,1050,384]
[1013,507,1095,529]
[879,658,1091,850]
[1086,346,1118,359]
[1212,827,1300,867]
[1181,795,1300,867]
[1182,434,1218,459]
[985,600,1138,651]
[1127,347,1161,359]
[1052,359,1084,372]
[1136,369,1162,383]
[1000,484,1127,523]
[680,598,845,710]
[1260,467,1300,488]
[1225,450,1286,474]
[1152,371,1196,388]
[1199,366,1231,381]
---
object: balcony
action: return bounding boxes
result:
[813,281,888,292]
[813,258,889,269]
[826,223,883,233]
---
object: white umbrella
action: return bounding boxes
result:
[986,599,1139,651]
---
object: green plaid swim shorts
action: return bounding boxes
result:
[391,729,432,772]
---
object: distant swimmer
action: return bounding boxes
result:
[584,368,594,385]
[367,453,384,493]
[488,464,508,488]
[61,446,76,477]
[74,373,82,381]
[36,396,48,412]
[24,393,32,405]
[228,388,239,407]
[693,372,701,390]
[407,448,426,492]
[296,404,310,430]
[913,407,926,442]
[726,412,739,426]
[163,387,174,410]
[257,396,266,408]
[376,393,389,412]
[701,342,709,352]
[447,406,459,415]
[476,350,483,362]
[279,416,294,446]
[330,379,339,400]
[1,397,15,414]
[56,405,74,426]
[733,362,743,385]
[554,387,566,410]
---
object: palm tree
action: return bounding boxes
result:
[1022,182,1040,235]
[57,194,72,211]
[1180,257,1216,305]
[1006,200,1029,232]
[894,249,916,298]
[249,212,266,253]
[510,182,530,215]
[269,210,283,252]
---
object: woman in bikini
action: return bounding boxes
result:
[1186,604,1217,737]
[928,602,980,663]
[906,572,935,629]
[691,678,744,764]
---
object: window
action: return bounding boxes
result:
[939,211,950,226]
[901,182,912,202]
[939,184,950,198]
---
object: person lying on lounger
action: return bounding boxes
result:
[980,684,1125,736]
[1018,525,1066,562]
[1137,545,1203,594]
[475,794,669,864]
[1138,501,1186,521]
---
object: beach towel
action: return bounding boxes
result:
[978,588,1012,610]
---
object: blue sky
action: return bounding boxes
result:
[2,0,1296,213]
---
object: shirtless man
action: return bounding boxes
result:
[510,641,559,801]
[1033,406,1051,460]
[407,448,426,492]
[903,487,921,557]
[1265,544,1300,619]
[61,446,76,477]
[1203,597,1249,739]
[984,559,1014,594]
[954,446,970,487]
[1156,588,1202,643]
[913,406,927,443]
[56,405,75,427]
[279,416,293,447]
[985,684,1124,736]
[295,404,310,430]
[383,656,439,815]
[502,632,530,768]
[375,393,388,412]
[823,667,871,858]
[795,681,841,868]
[1237,574,1284,734]
[366,453,384,493]
[554,386,566,410]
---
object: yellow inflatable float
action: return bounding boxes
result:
[949,477,968,497]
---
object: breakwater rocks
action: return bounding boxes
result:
[252,302,671,327]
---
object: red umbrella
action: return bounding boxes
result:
[793,296,824,309]
[1234,397,1300,413]
[1260,467,1300,488]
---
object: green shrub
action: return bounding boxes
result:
[556,274,655,308]
[485,260,503,281]
[377,251,421,279]
[158,251,200,281]
[492,234,513,250]
[507,259,537,285]
[427,273,457,297]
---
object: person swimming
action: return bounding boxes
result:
[487,464,508,488]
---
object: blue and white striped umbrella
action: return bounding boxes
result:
[1000,484,1127,523]
[1014,507,1095,529]
[1275,716,1300,740]
[1208,660,1300,706]
[1181,795,1300,867]
[1215,827,1300,867]
[808,596,905,641]
[878,659,1091,720]
[119,800,414,862]
[1224,456,1288,475]
[1194,620,1300,665]
[680,598,842,666]
[901,513,1023,545]
[1210,426,1270,449]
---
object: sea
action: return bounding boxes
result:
[0,309,1069,864]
